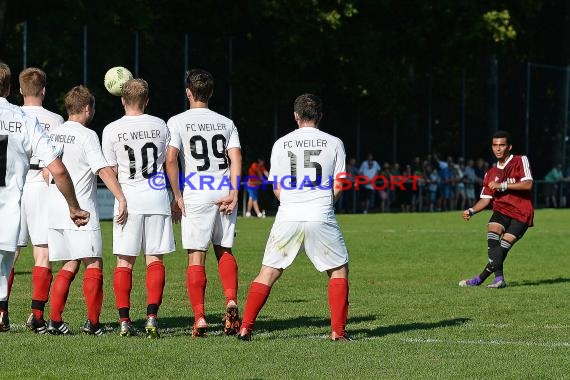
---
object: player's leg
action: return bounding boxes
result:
[0,250,16,332]
[6,248,19,300]
[48,259,79,335]
[82,256,104,335]
[213,208,240,334]
[26,244,51,333]
[487,219,529,289]
[143,213,175,338]
[327,264,350,341]
[115,255,136,334]
[303,221,350,340]
[187,249,208,336]
[238,265,283,340]
[182,203,217,337]
[459,212,506,287]
[238,221,303,340]
[112,213,143,336]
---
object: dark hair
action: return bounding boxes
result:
[293,94,322,123]
[0,62,11,96]
[185,69,214,103]
[492,130,511,144]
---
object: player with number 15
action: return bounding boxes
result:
[165,69,242,337]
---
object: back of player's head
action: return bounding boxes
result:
[19,67,46,97]
[0,62,11,97]
[294,94,323,123]
[492,130,512,145]
[121,78,149,107]
[64,85,95,115]
[185,69,214,102]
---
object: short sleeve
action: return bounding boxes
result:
[101,126,117,166]
[29,115,62,167]
[268,140,284,179]
[480,172,493,199]
[519,155,533,181]
[334,140,347,178]
[85,131,109,175]
[167,118,182,149]
[227,122,241,150]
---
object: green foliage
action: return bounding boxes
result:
[483,9,517,44]
[2,211,570,378]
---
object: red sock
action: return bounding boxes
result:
[113,267,132,321]
[146,261,165,315]
[186,265,207,321]
[328,278,349,336]
[83,268,103,326]
[49,269,75,322]
[7,267,14,298]
[31,266,52,319]
[241,282,271,331]
[217,252,238,304]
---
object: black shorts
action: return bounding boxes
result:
[488,211,529,240]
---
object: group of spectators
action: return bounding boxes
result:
[337,153,570,214]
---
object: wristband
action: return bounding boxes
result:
[468,208,475,217]
[500,181,507,192]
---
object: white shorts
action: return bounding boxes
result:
[113,214,175,256]
[181,203,237,251]
[48,229,102,261]
[262,221,349,272]
[18,182,49,246]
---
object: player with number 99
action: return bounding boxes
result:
[101,78,175,338]
[165,69,242,337]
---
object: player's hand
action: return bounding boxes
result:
[171,198,183,223]
[174,196,186,218]
[115,199,128,226]
[488,181,500,191]
[70,207,90,227]
[216,194,237,215]
[462,209,471,221]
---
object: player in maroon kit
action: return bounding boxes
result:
[459,131,533,289]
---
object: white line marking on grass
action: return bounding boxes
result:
[402,337,570,348]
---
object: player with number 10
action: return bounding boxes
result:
[165,69,242,337]
[102,78,175,338]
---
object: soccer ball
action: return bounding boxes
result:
[104,66,133,96]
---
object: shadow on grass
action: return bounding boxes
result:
[508,277,570,287]
[254,314,377,332]
[350,317,470,338]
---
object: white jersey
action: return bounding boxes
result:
[168,108,241,204]
[48,121,108,230]
[269,127,346,222]
[0,97,61,251]
[102,114,170,215]
[21,106,64,183]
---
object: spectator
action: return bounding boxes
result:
[359,153,381,213]
[544,164,563,208]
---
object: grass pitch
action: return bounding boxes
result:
[2,210,569,379]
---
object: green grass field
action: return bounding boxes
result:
[2,210,569,379]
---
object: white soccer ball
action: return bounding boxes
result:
[104,66,133,96]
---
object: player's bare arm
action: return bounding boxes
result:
[46,158,90,227]
[333,179,343,203]
[488,180,533,192]
[216,147,241,215]
[462,197,491,221]
[273,182,282,200]
[98,166,128,225]
[165,145,185,217]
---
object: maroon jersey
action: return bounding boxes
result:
[481,155,534,226]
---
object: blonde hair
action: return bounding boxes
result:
[64,85,95,115]
[19,67,46,97]
[0,62,11,96]
[121,78,149,108]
